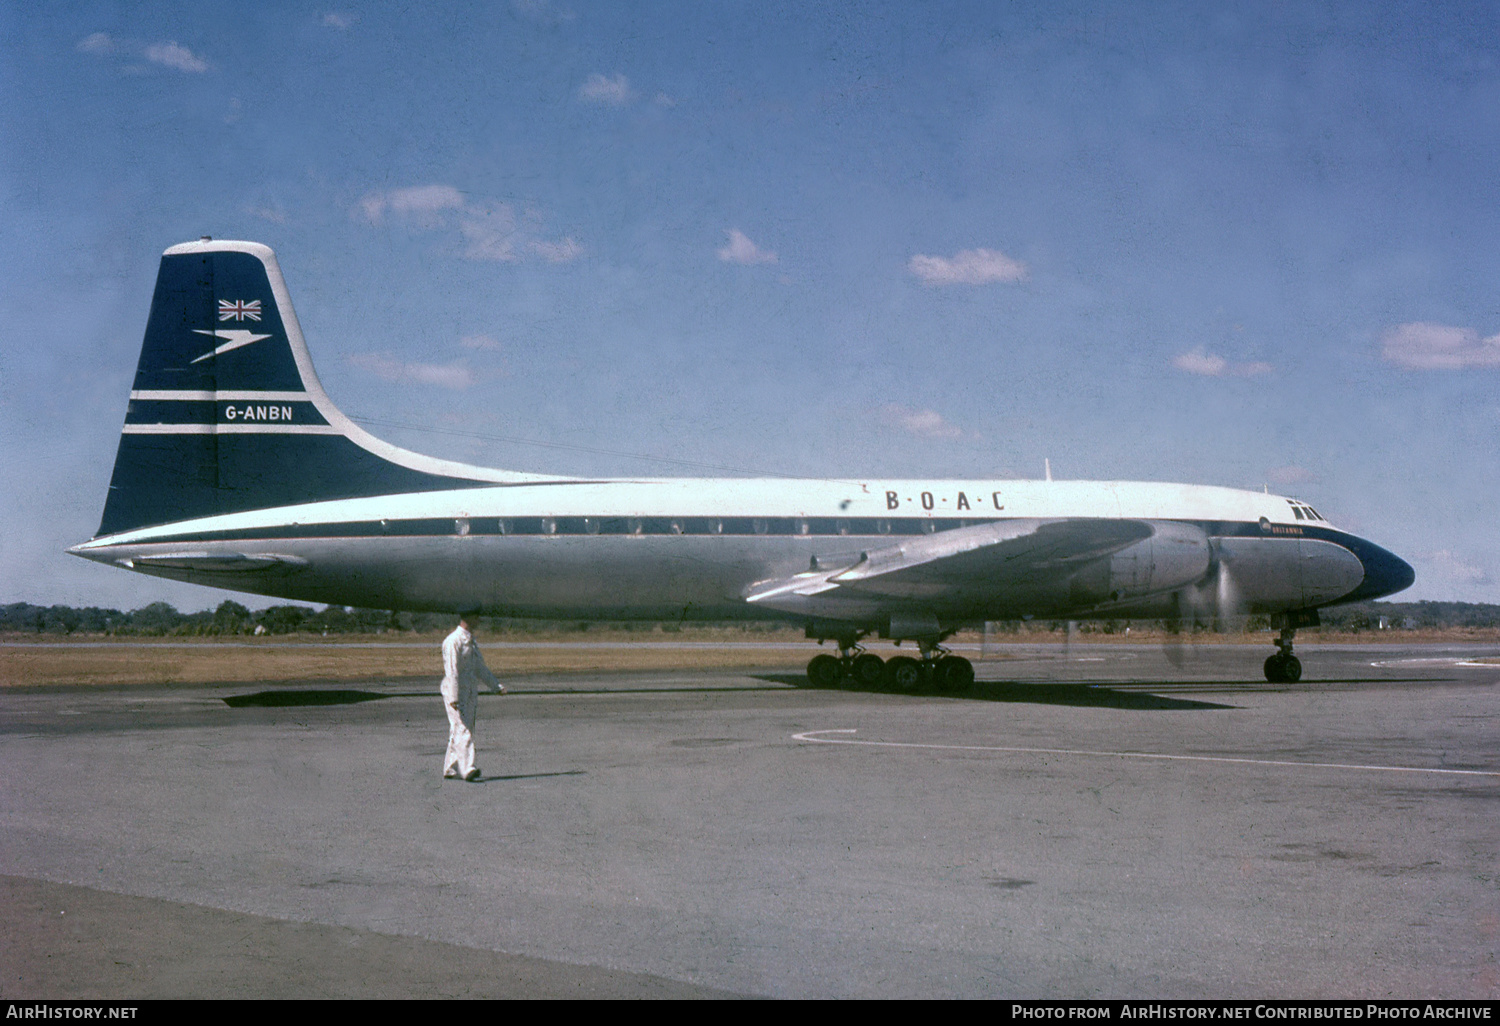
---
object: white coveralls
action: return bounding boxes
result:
[440,623,504,779]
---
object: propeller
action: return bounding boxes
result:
[1163,541,1246,667]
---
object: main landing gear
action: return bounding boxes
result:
[805,632,975,692]
[1263,625,1302,683]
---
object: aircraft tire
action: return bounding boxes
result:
[1264,654,1303,683]
[885,656,922,691]
[807,654,842,688]
[935,655,975,691]
[852,653,885,686]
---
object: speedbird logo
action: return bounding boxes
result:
[191,328,273,363]
[219,299,262,321]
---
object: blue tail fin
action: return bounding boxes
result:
[96,240,545,538]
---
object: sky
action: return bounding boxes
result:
[3,1,1498,612]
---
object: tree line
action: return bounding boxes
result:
[3,599,1498,637]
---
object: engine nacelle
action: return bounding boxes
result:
[1069,520,1212,607]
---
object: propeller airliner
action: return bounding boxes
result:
[70,240,1415,686]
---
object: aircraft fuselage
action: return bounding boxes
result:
[71,477,1409,628]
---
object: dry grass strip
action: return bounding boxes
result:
[0,638,815,688]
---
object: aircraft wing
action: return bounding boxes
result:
[744,518,1154,610]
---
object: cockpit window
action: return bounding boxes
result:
[1291,506,1305,520]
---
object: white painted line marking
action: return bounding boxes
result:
[791,729,1500,778]
[1369,657,1500,668]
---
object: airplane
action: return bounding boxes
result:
[69,238,1415,687]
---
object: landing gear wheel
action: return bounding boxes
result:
[851,653,885,686]
[1263,654,1303,683]
[807,654,842,688]
[933,655,975,691]
[885,656,922,690]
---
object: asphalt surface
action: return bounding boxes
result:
[2,641,1497,999]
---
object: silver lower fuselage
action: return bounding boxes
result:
[75,528,1370,625]
[71,478,1413,632]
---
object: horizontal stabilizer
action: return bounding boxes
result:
[118,551,309,572]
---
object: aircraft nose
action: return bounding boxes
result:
[1347,541,1416,602]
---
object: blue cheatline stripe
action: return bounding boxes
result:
[108,517,1335,546]
[110,515,1006,544]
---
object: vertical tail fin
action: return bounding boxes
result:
[96,239,550,538]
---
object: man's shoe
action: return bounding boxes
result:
[464,768,481,781]
[443,770,458,779]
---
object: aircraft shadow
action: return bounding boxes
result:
[222,689,386,708]
[755,674,1234,711]
[473,769,587,783]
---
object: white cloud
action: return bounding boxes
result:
[145,41,209,73]
[1381,322,1500,370]
[1172,347,1273,377]
[579,72,634,105]
[908,248,1027,286]
[79,33,210,73]
[357,185,581,265]
[459,203,521,262]
[349,354,475,391]
[876,403,965,439]
[529,237,583,263]
[1265,465,1317,486]
[717,229,777,266]
[1416,550,1491,586]
[245,204,288,225]
[511,0,576,25]
[77,33,116,54]
[1172,347,1227,376]
[359,184,467,225]
[322,12,357,29]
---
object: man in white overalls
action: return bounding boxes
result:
[440,615,505,781]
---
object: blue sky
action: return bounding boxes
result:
[3,1,1498,611]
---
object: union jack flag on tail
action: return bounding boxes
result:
[218,299,262,321]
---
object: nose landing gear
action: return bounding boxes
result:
[1263,626,1302,683]
[1264,609,1319,683]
